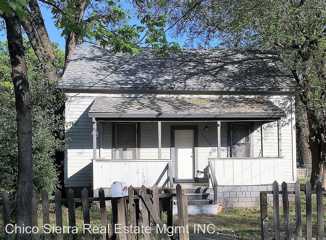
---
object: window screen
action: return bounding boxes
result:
[229,123,252,158]
[114,123,137,160]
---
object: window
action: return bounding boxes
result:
[228,123,252,158]
[113,123,138,160]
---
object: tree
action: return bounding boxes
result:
[3,13,33,239]
[0,0,177,236]
[0,41,64,193]
[138,0,326,186]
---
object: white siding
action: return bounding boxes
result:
[65,95,96,187]
[93,160,169,190]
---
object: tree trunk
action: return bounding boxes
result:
[295,94,312,175]
[20,0,57,81]
[4,15,33,240]
[306,109,323,188]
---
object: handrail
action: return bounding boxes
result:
[154,163,173,188]
[208,160,218,204]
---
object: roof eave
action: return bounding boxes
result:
[59,87,296,95]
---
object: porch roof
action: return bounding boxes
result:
[88,95,285,119]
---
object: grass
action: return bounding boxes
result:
[188,208,261,239]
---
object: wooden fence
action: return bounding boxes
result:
[260,180,325,240]
[1,184,190,240]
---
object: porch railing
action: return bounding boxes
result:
[153,163,173,188]
[208,160,218,204]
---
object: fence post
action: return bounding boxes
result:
[55,190,63,240]
[316,181,324,240]
[272,181,280,240]
[55,190,63,228]
[128,186,137,240]
[176,184,189,240]
[306,181,312,240]
[41,190,50,225]
[139,186,150,240]
[282,182,290,240]
[152,186,160,221]
[67,188,76,228]
[98,188,109,240]
[81,188,90,225]
[295,180,302,239]
[112,197,118,240]
[117,198,128,240]
[166,189,173,229]
[2,192,10,240]
[32,190,38,227]
[260,192,267,240]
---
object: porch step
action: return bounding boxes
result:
[188,199,212,205]
[174,186,214,207]
[185,192,209,201]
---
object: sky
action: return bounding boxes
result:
[0,1,220,50]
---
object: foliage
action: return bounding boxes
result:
[46,0,179,53]
[0,41,65,193]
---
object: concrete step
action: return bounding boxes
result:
[185,192,209,201]
[188,199,212,205]
[173,204,222,215]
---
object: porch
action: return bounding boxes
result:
[87,95,293,193]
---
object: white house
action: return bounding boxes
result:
[60,44,296,208]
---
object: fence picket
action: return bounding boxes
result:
[272,181,280,240]
[316,181,324,239]
[54,190,63,240]
[152,186,160,221]
[2,192,10,240]
[295,180,302,239]
[55,190,63,227]
[167,193,173,228]
[41,190,50,225]
[176,184,189,240]
[128,186,137,240]
[117,198,128,240]
[306,182,312,240]
[139,186,150,240]
[81,188,90,225]
[282,182,290,240]
[98,188,109,240]
[112,197,118,240]
[32,191,38,227]
[67,188,76,227]
[260,192,267,240]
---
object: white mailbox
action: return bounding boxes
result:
[111,181,128,198]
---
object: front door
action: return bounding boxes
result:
[174,129,194,180]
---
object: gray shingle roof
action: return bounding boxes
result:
[60,44,295,93]
[88,95,285,119]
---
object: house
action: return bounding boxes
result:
[60,44,296,208]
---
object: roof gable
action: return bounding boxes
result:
[60,44,295,93]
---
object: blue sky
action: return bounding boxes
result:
[0,1,220,50]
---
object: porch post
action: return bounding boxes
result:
[216,121,221,158]
[92,117,97,160]
[158,121,162,159]
[260,124,264,157]
[277,120,282,157]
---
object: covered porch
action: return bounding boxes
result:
[89,95,288,190]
